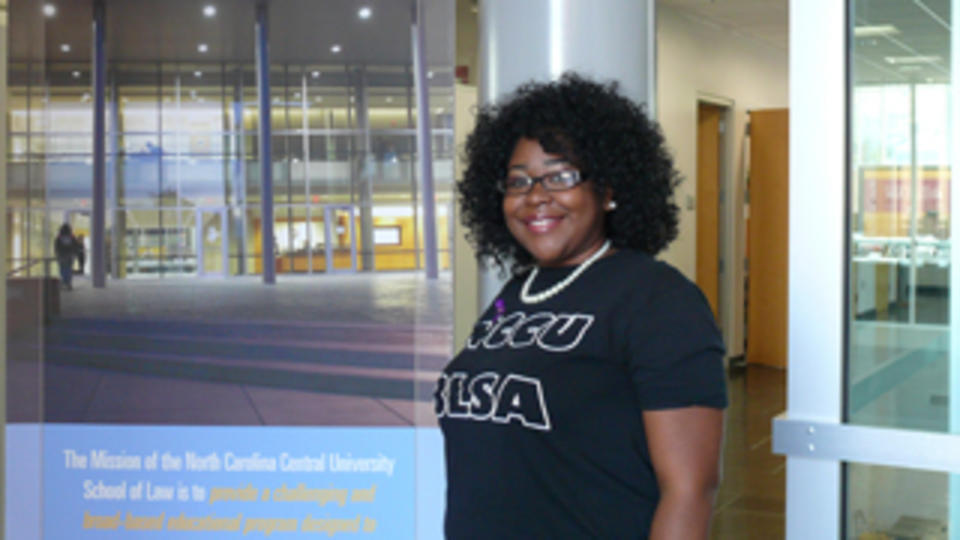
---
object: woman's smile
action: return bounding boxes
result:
[503,137,611,267]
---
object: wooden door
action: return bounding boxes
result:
[697,103,724,320]
[747,108,789,368]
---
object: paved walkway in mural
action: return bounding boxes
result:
[8,273,453,426]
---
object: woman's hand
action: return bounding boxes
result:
[643,406,725,540]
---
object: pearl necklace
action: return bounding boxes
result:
[520,240,612,304]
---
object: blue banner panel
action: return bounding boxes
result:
[37,425,421,539]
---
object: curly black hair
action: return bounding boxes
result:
[459,72,681,273]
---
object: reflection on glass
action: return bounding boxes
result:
[846,463,947,539]
[847,0,952,431]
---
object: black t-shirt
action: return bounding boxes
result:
[437,249,727,539]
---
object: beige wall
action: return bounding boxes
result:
[656,5,788,357]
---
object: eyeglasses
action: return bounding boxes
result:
[499,170,585,195]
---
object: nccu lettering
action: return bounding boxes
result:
[434,372,551,431]
[465,311,594,352]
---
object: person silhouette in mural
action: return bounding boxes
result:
[54,223,78,290]
[75,233,86,275]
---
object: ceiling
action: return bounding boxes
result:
[659,0,952,85]
[11,0,952,86]
[10,0,454,67]
[658,0,788,51]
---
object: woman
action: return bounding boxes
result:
[438,74,727,539]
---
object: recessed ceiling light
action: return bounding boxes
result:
[43,3,56,17]
[427,71,434,79]
[884,55,940,65]
[60,43,71,53]
[349,96,355,103]
[72,70,81,78]
[358,6,372,19]
[385,96,393,103]
[436,107,444,114]
[854,24,899,37]
[331,44,342,54]
[194,70,203,78]
[314,96,323,103]
[197,43,209,53]
[203,4,216,17]
[311,70,321,78]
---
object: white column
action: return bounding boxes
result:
[475,0,656,308]
[785,0,846,537]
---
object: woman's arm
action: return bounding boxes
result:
[643,406,724,540]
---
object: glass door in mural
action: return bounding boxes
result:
[197,208,227,276]
[325,205,357,273]
[308,206,326,273]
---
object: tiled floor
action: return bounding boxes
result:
[9,272,453,426]
[711,365,787,539]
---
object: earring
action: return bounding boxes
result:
[607,201,617,211]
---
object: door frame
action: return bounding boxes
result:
[195,207,228,277]
[695,95,738,362]
[774,1,960,538]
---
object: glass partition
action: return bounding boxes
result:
[846,0,956,534]
[847,0,952,431]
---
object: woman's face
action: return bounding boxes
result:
[502,137,611,267]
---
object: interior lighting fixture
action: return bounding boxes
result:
[427,71,434,79]
[60,43,71,53]
[312,70,321,78]
[194,70,203,78]
[385,96,393,103]
[854,24,899,37]
[203,4,216,17]
[331,44,342,54]
[293,92,301,99]
[71,70,81,78]
[358,6,372,19]
[43,3,56,17]
[884,55,941,65]
[314,96,323,103]
[197,43,209,53]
